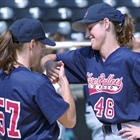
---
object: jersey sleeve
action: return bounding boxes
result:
[56,46,92,83]
[132,56,140,88]
[35,81,69,124]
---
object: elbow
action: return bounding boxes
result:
[58,108,76,128]
[65,116,76,128]
[69,120,76,128]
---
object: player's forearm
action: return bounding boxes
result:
[41,54,57,68]
[59,76,76,128]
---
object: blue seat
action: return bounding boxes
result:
[88,0,104,5]
[116,0,140,8]
[129,8,140,18]
[0,0,30,8]
[42,21,72,35]
[71,8,87,21]
[58,0,89,8]
[42,8,73,21]
[29,0,59,8]
[0,7,14,20]
[12,8,45,20]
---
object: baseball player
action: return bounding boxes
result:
[41,3,140,140]
[0,18,76,139]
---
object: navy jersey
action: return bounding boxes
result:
[56,46,140,124]
[0,67,69,140]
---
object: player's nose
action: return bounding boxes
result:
[85,29,90,39]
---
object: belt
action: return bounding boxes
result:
[102,123,122,134]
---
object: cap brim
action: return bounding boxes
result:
[40,37,56,46]
[72,19,98,32]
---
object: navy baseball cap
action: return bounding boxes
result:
[72,3,124,32]
[9,18,56,46]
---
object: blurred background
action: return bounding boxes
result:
[1,0,140,140]
[0,0,140,41]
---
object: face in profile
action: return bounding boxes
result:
[31,41,45,67]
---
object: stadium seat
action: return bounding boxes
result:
[58,0,89,8]
[42,8,73,21]
[116,0,140,8]
[71,8,87,21]
[42,21,72,35]
[0,0,139,42]
[0,0,29,8]
[0,7,14,20]
[29,0,59,8]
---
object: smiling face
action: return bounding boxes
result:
[85,19,108,51]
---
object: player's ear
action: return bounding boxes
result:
[29,39,36,50]
[103,18,110,30]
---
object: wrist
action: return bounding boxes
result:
[59,76,69,86]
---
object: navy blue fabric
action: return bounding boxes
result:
[9,18,55,46]
[72,3,124,32]
[56,46,140,124]
[0,67,69,139]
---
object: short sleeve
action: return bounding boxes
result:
[56,47,92,83]
[35,81,69,124]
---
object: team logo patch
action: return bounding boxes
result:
[87,72,123,94]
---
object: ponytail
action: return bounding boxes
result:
[0,29,17,74]
[114,13,135,47]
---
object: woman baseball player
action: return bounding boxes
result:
[41,3,140,140]
[0,18,76,139]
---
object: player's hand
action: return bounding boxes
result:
[45,60,62,84]
[119,123,140,140]
[57,61,67,86]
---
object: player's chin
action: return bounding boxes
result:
[91,46,98,50]
[91,44,100,50]
[91,43,98,50]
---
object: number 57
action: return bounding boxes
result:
[0,98,21,138]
